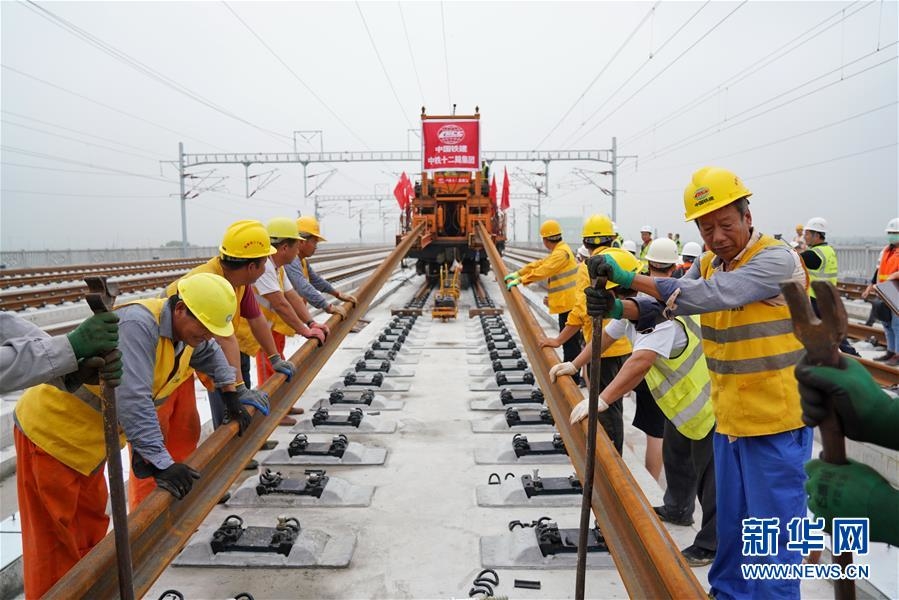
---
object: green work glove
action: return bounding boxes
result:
[805,459,899,546]
[506,276,522,290]
[795,356,897,449]
[503,271,520,282]
[67,312,119,360]
[584,287,623,319]
[587,254,635,288]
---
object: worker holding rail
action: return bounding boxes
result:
[584,167,810,599]
[504,219,581,382]
[13,273,238,598]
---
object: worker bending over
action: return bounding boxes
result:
[505,219,580,379]
[285,216,358,318]
[14,273,238,598]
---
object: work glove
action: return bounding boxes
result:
[310,321,330,337]
[154,462,201,500]
[268,354,295,380]
[587,254,635,289]
[505,275,522,290]
[503,271,520,282]
[338,292,358,306]
[795,355,895,448]
[585,287,623,319]
[67,312,119,360]
[328,303,349,319]
[805,459,899,546]
[569,396,610,425]
[222,390,252,435]
[68,349,124,389]
[235,382,270,416]
[549,361,577,383]
[301,327,326,347]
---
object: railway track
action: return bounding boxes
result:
[45,224,710,599]
[0,247,391,312]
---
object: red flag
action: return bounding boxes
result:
[403,173,415,205]
[500,167,510,211]
[394,172,409,209]
[489,175,497,204]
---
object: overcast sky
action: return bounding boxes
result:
[1,1,897,251]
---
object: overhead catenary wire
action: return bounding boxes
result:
[22,1,293,147]
[745,142,897,181]
[533,2,660,150]
[1,119,165,162]
[440,1,451,110]
[1,145,177,184]
[0,64,226,151]
[221,2,372,150]
[398,2,427,108]
[567,1,746,148]
[355,2,414,130]
[621,1,871,148]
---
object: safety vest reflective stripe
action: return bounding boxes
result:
[14,299,196,475]
[698,234,805,437]
[547,279,578,293]
[643,316,715,440]
[548,266,579,285]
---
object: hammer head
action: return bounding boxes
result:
[780,280,847,367]
[84,276,119,314]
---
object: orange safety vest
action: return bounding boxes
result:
[877,245,899,281]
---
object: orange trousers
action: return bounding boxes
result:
[128,376,200,510]
[255,330,286,384]
[15,427,109,599]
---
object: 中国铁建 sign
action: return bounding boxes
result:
[422,119,480,172]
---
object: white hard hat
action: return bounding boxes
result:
[576,245,590,260]
[887,218,899,233]
[804,217,828,234]
[681,241,702,258]
[621,240,637,253]
[639,225,654,234]
[644,238,680,264]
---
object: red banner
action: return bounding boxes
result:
[500,167,510,211]
[422,118,480,172]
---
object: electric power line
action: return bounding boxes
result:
[746,142,897,180]
[221,2,372,150]
[1,161,144,177]
[23,1,293,147]
[355,2,415,129]
[440,2,451,110]
[398,2,427,108]
[1,119,164,162]
[1,189,169,198]
[1,145,176,184]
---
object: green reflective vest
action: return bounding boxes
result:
[807,243,837,299]
[643,316,715,440]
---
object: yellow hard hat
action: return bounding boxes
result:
[296,215,327,241]
[267,217,304,240]
[220,220,276,259]
[683,167,752,222]
[581,214,614,239]
[596,247,643,289]
[539,219,563,238]
[176,273,237,337]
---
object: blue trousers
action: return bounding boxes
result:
[709,428,812,600]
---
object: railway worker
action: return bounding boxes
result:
[14,273,238,598]
[796,355,899,546]
[585,166,811,599]
[538,214,633,454]
[621,239,638,257]
[680,241,702,273]
[862,217,899,364]
[638,225,654,274]
[551,245,718,567]
[1,311,119,394]
[576,245,590,263]
[792,223,807,252]
[129,220,304,508]
[236,217,327,386]
[505,219,581,379]
[798,217,860,357]
[285,215,358,321]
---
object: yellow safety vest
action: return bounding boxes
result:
[235,260,293,355]
[518,241,578,314]
[566,248,632,356]
[14,299,197,475]
[644,316,715,440]
[806,244,838,299]
[165,258,250,352]
[699,235,805,437]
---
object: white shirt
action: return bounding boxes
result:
[255,257,293,296]
[604,309,687,360]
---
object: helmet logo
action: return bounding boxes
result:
[693,186,713,206]
[437,124,465,145]
[225,313,233,323]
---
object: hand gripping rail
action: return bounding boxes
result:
[475,223,706,599]
[46,225,425,600]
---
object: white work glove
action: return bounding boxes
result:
[569,396,610,425]
[549,361,577,383]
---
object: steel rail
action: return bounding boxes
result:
[46,225,424,600]
[846,321,886,346]
[476,223,706,599]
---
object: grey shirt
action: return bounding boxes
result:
[116,302,235,470]
[284,257,338,310]
[0,312,78,394]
